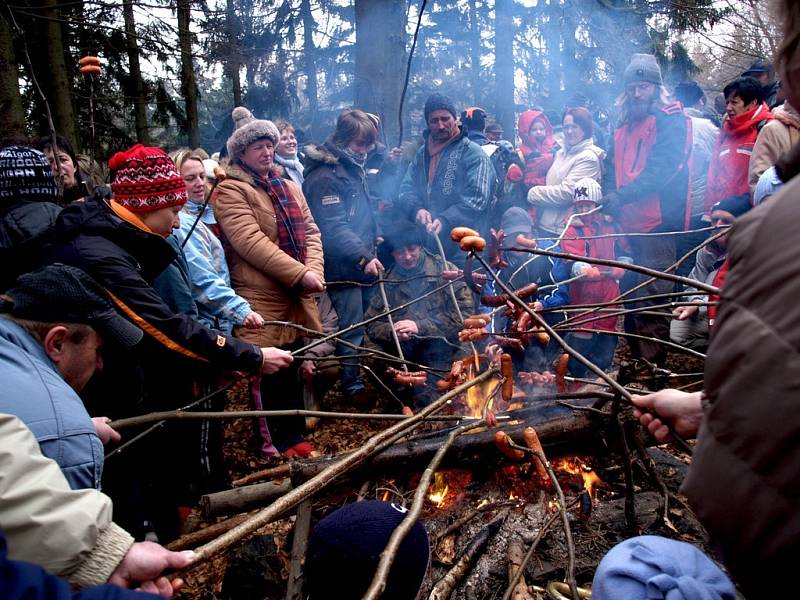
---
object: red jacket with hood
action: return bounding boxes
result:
[704,101,773,214]
[515,110,557,187]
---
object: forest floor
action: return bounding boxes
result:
[176,340,723,599]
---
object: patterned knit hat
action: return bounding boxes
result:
[108,144,187,212]
[226,107,280,162]
[0,146,59,204]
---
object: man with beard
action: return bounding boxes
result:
[398,93,495,267]
[600,54,692,366]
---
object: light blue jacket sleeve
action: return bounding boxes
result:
[175,216,252,331]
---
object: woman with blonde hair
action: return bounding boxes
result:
[170,150,263,334]
[214,107,325,457]
[273,119,304,185]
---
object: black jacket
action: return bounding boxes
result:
[0,200,62,290]
[38,200,263,373]
[303,142,378,282]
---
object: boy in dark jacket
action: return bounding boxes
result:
[303,110,382,402]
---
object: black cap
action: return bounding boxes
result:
[460,107,487,132]
[742,59,770,76]
[3,264,143,347]
[485,122,504,133]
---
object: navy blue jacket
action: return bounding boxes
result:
[0,529,152,599]
[303,142,378,282]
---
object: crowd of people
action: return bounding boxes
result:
[2,3,800,594]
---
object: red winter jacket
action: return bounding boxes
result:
[514,110,557,187]
[560,219,622,332]
[605,102,692,233]
[704,102,773,214]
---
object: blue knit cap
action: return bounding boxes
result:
[305,501,430,600]
[592,536,736,600]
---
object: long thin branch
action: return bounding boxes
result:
[378,272,409,373]
[507,441,579,600]
[108,409,493,430]
[556,328,707,359]
[472,252,694,455]
[363,418,487,600]
[184,368,498,566]
[499,246,719,294]
[292,278,461,355]
[500,501,578,600]
[556,229,727,330]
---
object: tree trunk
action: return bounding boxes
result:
[494,0,515,141]
[226,0,242,107]
[177,0,199,147]
[0,13,25,139]
[122,0,149,143]
[300,0,319,139]
[468,0,482,106]
[354,0,406,146]
[40,0,78,144]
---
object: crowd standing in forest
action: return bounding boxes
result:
[1,2,800,594]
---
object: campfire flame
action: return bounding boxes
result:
[551,456,602,498]
[464,359,500,418]
[428,472,450,508]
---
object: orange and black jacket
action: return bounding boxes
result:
[38,199,263,373]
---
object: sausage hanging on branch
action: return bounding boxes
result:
[459,235,486,252]
[450,227,481,242]
[386,366,428,387]
[494,431,526,461]
[555,354,570,393]
[500,354,514,402]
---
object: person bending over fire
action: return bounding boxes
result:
[364,225,472,409]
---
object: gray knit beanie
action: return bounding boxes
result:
[623,54,663,86]
[226,106,280,162]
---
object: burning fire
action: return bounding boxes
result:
[464,356,500,417]
[428,472,449,508]
[551,456,602,498]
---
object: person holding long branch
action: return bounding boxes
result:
[214,107,324,459]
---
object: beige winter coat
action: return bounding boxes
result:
[0,412,133,588]
[213,164,324,347]
[526,137,605,233]
[748,101,800,192]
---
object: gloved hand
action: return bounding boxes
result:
[506,164,524,183]
[601,192,623,218]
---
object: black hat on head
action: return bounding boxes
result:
[711,194,752,219]
[424,93,457,122]
[674,81,705,108]
[3,264,143,347]
[305,501,430,600]
[742,59,771,76]
[460,107,487,132]
[383,223,424,254]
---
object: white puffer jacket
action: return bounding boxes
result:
[527,137,605,234]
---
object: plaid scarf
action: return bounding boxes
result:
[240,163,307,264]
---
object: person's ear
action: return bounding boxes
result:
[43,325,69,365]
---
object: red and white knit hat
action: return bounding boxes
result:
[109,144,188,212]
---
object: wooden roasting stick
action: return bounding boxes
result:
[179,367,499,569]
[469,250,694,455]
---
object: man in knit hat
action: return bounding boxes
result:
[600,54,692,366]
[398,93,495,266]
[38,143,293,538]
[0,145,62,290]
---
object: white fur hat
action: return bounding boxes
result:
[226,106,280,161]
